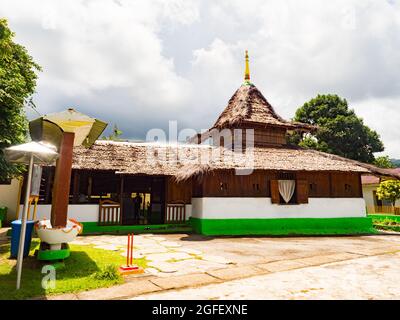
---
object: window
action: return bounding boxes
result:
[271,179,308,205]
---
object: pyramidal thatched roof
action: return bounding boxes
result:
[212,83,314,131]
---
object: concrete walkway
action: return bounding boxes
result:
[46,233,400,300]
[132,252,400,300]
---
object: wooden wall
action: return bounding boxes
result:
[211,126,287,149]
[253,127,287,147]
[166,177,192,204]
[196,170,363,198]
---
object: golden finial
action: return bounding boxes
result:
[244,50,250,84]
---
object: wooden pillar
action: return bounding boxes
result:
[51,132,75,228]
[72,170,80,204]
[119,175,124,225]
[44,168,54,204]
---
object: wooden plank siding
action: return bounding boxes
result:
[197,170,363,199]
[166,177,192,204]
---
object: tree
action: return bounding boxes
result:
[373,156,395,169]
[376,180,400,208]
[291,94,384,163]
[101,124,123,141]
[0,19,41,181]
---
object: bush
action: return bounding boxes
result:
[92,264,121,281]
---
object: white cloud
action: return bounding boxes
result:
[2,0,400,157]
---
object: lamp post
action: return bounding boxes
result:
[4,141,58,289]
[29,108,107,227]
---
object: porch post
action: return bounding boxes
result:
[119,175,124,225]
[51,132,75,228]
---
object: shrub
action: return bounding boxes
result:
[92,264,121,281]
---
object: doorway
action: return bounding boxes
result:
[121,176,165,225]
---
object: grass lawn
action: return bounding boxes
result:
[0,238,147,300]
[372,218,400,232]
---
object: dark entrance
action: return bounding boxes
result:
[121,176,165,225]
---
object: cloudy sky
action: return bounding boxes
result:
[2,0,400,157]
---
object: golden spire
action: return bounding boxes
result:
[244,50,250,84]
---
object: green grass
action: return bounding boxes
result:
[371,217,400,232]
[0,238,147,300]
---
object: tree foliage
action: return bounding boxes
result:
[291,94,384,163]
[373,156,395,169]
[0,19,41,180]
[101,124,123,141]
[376,180,400,207]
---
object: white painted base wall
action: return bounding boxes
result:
[191,197,367,219]
[185,204,192,220]
[18,204,192,223]
[18,204,99,222]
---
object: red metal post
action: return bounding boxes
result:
[130,233,133,265]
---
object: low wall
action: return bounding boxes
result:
[16,204,192,223]
[191,197,367,219]
[18,204,99,222]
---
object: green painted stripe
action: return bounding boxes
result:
[190,217,376,236]
[81,222,192,235]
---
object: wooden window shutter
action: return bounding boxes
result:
[296,180,309,204]
[270,180,280,204]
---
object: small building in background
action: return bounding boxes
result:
[362,168,400,214]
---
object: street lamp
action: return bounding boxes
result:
[4,141,58,289]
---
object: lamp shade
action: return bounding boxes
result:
[4,141,58,165]
[29,108,107,148]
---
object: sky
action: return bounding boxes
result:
[2,0,400,157]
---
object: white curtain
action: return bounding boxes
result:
[30,165,43,196]
[278,180,295,203]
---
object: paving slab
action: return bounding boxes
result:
[46,293,78,300]
[146,252,192,262]
[346,246,400,256]
[160,241,182,248]
[202,255,233,264]
[292,253,349,267]
[206,265,265,281]
[150,273,219,290]
[148,261,179,273]
[148,236,166,242]
[137,247,169,254]
[175,247,203,255]
[257,260,307,273]
[77,279,161,300]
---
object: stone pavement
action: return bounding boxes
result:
[69,234,234,277]
[132,252,400,300]
[46,233,400,300]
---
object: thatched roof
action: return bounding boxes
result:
[70,140,400,181]
[212,84,315,131]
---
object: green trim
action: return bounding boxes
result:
[190,217,376,236]
[37,247,70,261]
[81,222,192,235]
